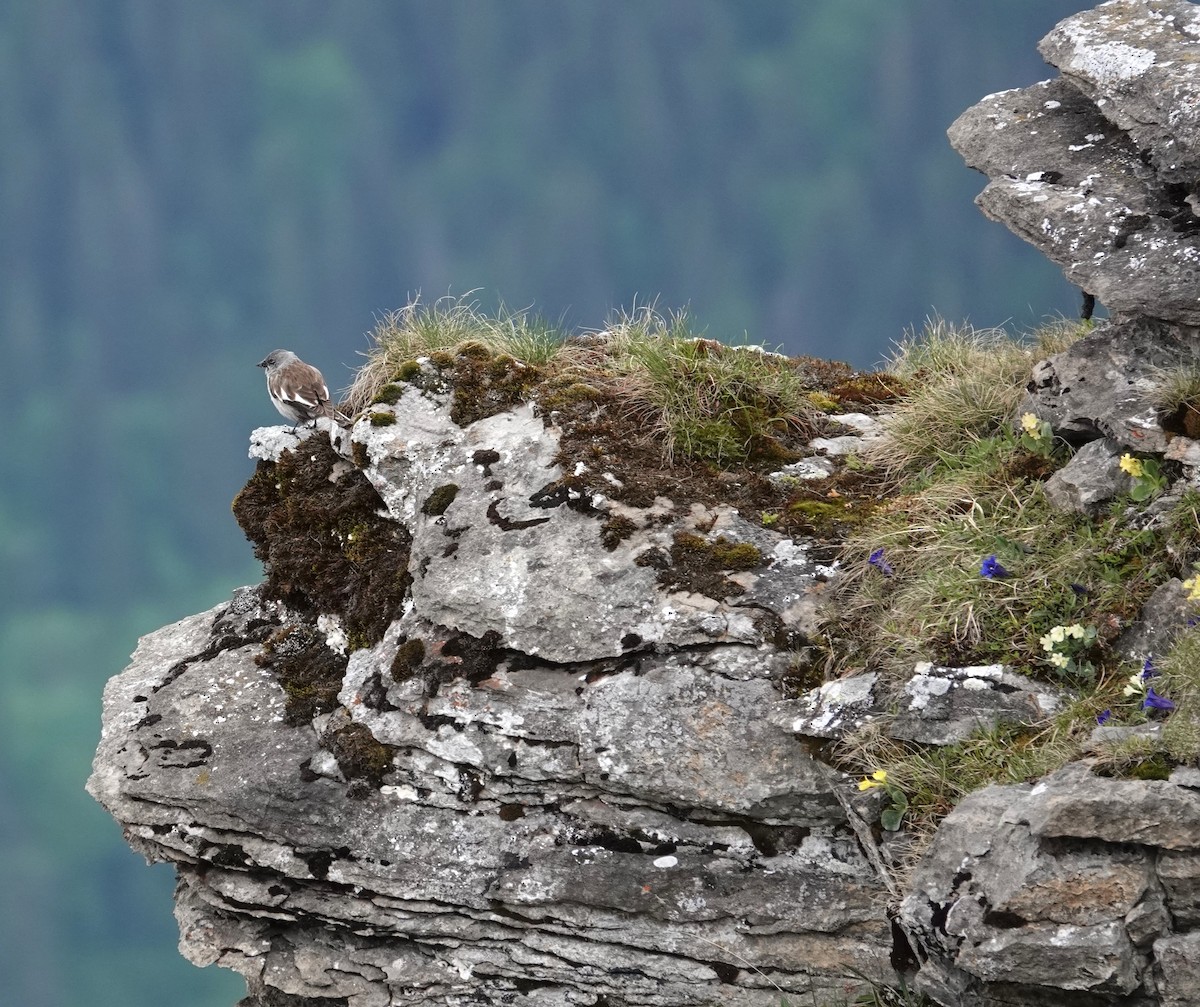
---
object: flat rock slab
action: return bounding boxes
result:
[1042,436,1131,513]
[783,663,1067,748]
[889,662,1066,746]
[88,589,896,1006]
[338,383,826,663]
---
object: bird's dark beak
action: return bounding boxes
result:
[257,357,269,368]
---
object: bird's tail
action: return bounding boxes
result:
[322,401,353,427]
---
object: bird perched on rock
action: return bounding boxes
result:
[258,349,347,428]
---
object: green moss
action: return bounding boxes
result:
[709,539,762,570]
[389,637,426,682]
[421,484,460,516]
[372,382,406,404]
[655,533,764,599]
[394,360,422,381]
[1123,756,1173,781]
[369,411,396,426]
[785,497,871,538]
[538,379,607,411]
[806,390,840,412]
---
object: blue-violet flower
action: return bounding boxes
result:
[868,548,893,576]
[1144,688,1176,711]
[980,555,1010,579]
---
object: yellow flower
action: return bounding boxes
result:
[1066,624,1085,639]
[1123,672,1145,697]
[1049,652,1070,668]
[858,769,888,791]
[1120,454,1145,478]
[1184,575,1200,603]
[1020,412,1042,436]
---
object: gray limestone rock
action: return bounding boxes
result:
[783,663,1069,749]
[1020,316,1200,451]
[333,383,824,663]
[1156,932,1200,1007]
[949,2,1200,326]
[1115,578,1195,661]
[1040,0,1200,187]
[88,590,891,1005]
[783,671,879,740]
[1043,436,1131,513]
[888,662,1067,746]
[901,764,1200,1006]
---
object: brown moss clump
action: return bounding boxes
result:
[324,721,397,790]
[827,371,909,407]
[421,484,460,517]
[231,438,412,649]
[255,623,348,725]
[440,345,543,426]
[389,629,505,697]
[655,533,764,599]
[599,515,638,551]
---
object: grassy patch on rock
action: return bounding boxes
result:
[827,317,1200,850]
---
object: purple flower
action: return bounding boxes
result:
[1142,656,1159,680]
[980,555,1010,579]
[1144,688,1176,711]
[868,548,893,577]
[1096,709,1112,725]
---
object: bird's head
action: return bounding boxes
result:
[258,349,297,371]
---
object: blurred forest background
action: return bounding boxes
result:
[1,2,1089,1003]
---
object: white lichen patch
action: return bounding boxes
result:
[317,613,348,655]
[1064,37,1157,82]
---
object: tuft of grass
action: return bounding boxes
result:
[833,465,1169,680]
[1153,363,1200,415]
[871,317,1087,482]
[837,711,1091,863]
[597,306,818,463]
[344,300,819,465]
[832,318,1175,682]
[345,293,563,414]
[1155,627,1200,764]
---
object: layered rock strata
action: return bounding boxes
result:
[90,373,906,1007]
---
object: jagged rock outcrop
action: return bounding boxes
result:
[901,763,1200,1007]
[90,369,910,1007]
[949,0,1200,327]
